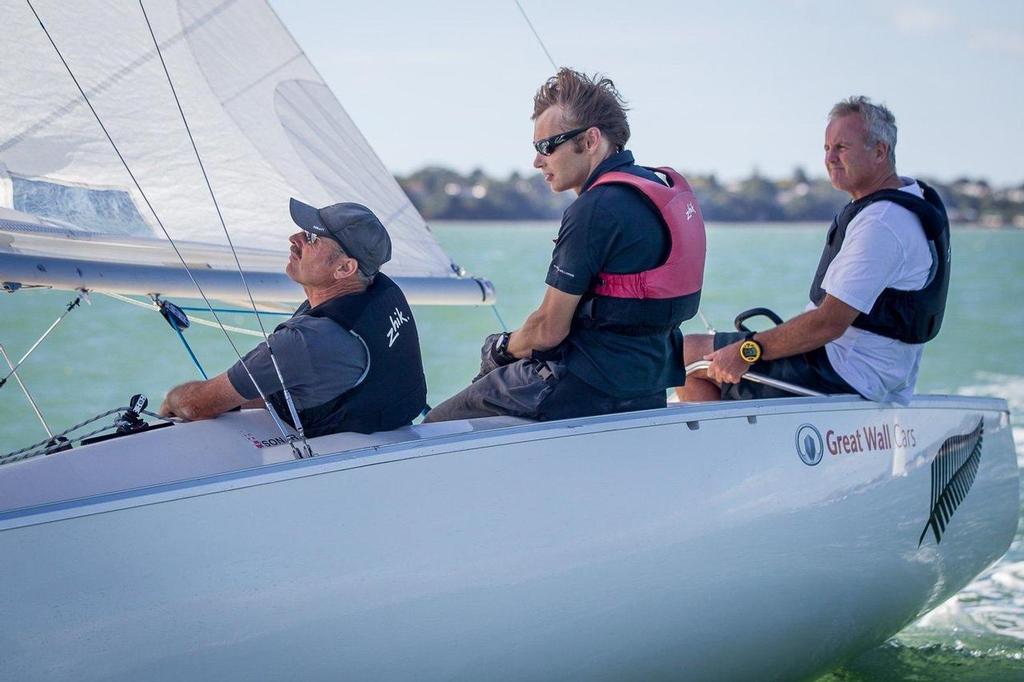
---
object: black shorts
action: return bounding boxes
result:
[712,331,857,400]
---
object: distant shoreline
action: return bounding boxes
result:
[428,219,1015,230]
[400,167,1024,228]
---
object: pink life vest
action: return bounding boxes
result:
[574,167,706,335]
[590,167,706,299]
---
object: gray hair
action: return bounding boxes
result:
[327,241,373,288]
[829,96,897,167]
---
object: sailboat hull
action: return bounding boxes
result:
[0,396,1018,681]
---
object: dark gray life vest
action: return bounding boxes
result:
[808,180,950,344]
[268,274,427,436]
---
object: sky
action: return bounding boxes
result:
[270,0,1024,185]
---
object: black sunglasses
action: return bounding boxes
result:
[533,126,591,156]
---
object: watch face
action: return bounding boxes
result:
[739,340,762,363]
[496,333,512,358]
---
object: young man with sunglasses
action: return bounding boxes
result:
[426,68,705,423]
[161,200,427,437]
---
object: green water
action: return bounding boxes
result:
[1,223,1023,677]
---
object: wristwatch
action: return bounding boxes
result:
[738,332,763,364]
[493,332,515,363]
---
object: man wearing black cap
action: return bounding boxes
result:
[160,200,427,438]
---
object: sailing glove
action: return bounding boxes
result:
[475,332,515,380]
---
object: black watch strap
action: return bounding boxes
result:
[494,332,514,362]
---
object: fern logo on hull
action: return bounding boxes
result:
[919,420,984,547]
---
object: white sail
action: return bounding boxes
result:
[0,0,492,304]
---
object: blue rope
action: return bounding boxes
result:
[491,304,510,333]
[176,306,291,316]
[169,323,208,379]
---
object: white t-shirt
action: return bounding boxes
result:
[809,178,934,404]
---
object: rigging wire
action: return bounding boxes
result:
[460,1,559,339]
[0,343,53,439]
[133,5,273,345]
[513,0,558,71]
[23,0,308,458]
[138,0,312,456]
[511,1,717,336]
[0,292,82,390]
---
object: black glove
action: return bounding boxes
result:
[474,332,515,381]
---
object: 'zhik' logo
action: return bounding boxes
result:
[387,307,409,348]
[685,202,696,220]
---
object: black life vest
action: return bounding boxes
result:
[808,180,950,344]
[268,274,427,436]
[574,167,706,336]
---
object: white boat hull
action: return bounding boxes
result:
[0,395,1018,681]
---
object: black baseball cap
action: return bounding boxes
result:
[289,198,392,277]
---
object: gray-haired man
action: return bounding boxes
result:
[161,200,427,436]
[678,96,950,404]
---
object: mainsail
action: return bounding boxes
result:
[0,0,494,305]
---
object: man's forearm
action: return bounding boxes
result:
[756,307,850,360]
[159,373,245,420]
[702,297,858,386]
[759,295,860,361]
[506,287,582,359]
[161,381,206,420]
[508,309,568,358]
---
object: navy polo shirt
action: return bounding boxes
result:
[545,150,684,398]
[227,304,368,409]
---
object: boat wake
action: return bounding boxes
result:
[888,372,1024,661]
[910,557,1024,645]
[820,638,1024,681]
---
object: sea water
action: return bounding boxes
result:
[1,223,1022,678]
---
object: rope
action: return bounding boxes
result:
[176,306,291,316]
[100,292,267,337]
[1,408,171,464]
[168,323,208,379]
[491,305,510,333]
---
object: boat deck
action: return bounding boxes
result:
[0,394,1010,518]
